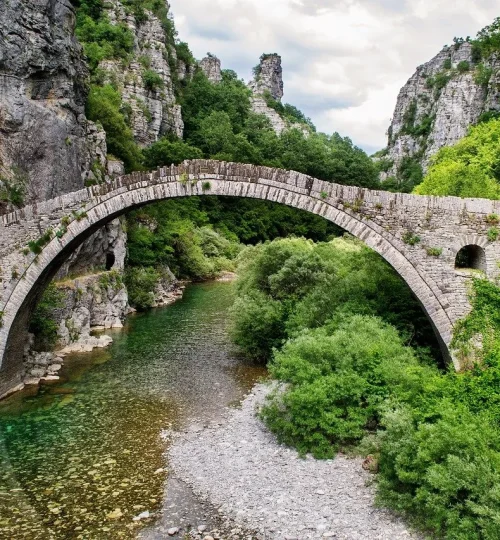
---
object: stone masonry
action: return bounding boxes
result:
[1,160,500,397]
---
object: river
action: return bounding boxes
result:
[0,281,266,539]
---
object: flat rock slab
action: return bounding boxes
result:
[169,384,421,540]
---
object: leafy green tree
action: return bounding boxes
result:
[86,85,143,172]
[143,138,203,168]
[415,119,500,198]
[261,315,426,458]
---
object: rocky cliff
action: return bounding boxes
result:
[199,52,307,135]
[23,270,129,385]
[200,55,222,83]
[248,54,289,134]
[98,0,186,146]
[381,41,500,182]
[0,0,108,209]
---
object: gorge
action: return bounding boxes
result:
[1,1,500,539]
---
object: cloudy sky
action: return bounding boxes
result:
[169,0,498,154]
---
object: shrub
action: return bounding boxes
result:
[124,266,160,310]
[487,227,499,241]
[28,229,53,254]
[426,247,442,256]
[378,401,500,539]
[402,231,421,245]
[143,138,203,168]
[261,315,426,458]
[229,290,286,361]
[142,69,164,91]
[86,85,143,172]
[486,213,499,225]
[457,60,471,73]
[28,283,64,349]
[0,174,26,208]
[474,64,493,86]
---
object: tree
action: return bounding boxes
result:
[415,118,500,199]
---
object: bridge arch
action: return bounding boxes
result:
[3,159,497,395]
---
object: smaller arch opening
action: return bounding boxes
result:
[455,244,486,272]
[105,252,115,271]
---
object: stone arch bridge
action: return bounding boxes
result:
[1,160,499,396]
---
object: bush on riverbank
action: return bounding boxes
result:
[230,235,500,539]
[230,236,440,362]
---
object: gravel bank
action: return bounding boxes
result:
[168,384,421,540]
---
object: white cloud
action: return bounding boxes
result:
[169,0,499,152]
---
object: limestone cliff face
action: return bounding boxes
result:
[383,42,500,179]
[23,271,129,384]
[249,54,284,100]
[247,54,288,134]
[0,0,107,208]
[200,55,222,83]
[99,0,185,146]
[57,218,127,279]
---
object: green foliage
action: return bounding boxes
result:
[231,237,440,362]
[377,401,500,539]
[443,58,452,69]
[426,247,442,257]
[401,100,417,134]
[474,17,500,57]
[261,315,425,458]
[488,227,499,241]
[0,175,25,208]
[374,158,394,174]
[75,8,134,72]
[180,70,378,188]
[415,118,500,198]
[142,69,164,91]
[175,42,195,68]
[452,278,500,361]
[28,284,64,350]
[263,91,315,130]
[486,213,500,225]
[124,266,161,310]
[402,231,421,245]
[28,229,53,255]
[126,200,241,283]
[86,85,143,172]
[231,236,500,536]
[384,157,424,193]
[457,60,470,73]
[426,71,452,93]
[477,110,500,124]
[98,270,124,290]
[143,137,203,168]
[474,64,493,86]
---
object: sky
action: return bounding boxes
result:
[168,0,498,155]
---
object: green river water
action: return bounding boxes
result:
[0,282,266,539]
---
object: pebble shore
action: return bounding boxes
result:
[168,384,421,540]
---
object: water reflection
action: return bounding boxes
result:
[0,282,266,539]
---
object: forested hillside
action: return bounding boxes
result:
[71,0,381,306]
